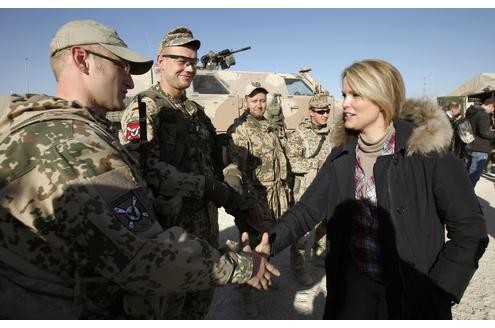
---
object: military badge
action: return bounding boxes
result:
[126,120,141,143]
[112,191,152,232]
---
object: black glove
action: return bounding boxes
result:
[204,177,241,209]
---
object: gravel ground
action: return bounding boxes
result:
[207,175,495,320]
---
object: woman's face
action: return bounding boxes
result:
[342,78,385,134]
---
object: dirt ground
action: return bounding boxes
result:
[207,175,495,320]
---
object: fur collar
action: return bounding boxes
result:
[332,99,453,156]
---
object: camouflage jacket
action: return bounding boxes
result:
[0,94,253,319]
[119,83,220,201]
[117,85,237,221]
[286,117,333,201]
[229,113,288,210]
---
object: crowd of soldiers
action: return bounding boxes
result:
[0,20,332,319]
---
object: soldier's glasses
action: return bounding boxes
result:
[162,54,199,68]
[312,109,330,115]
[84,49,131,74]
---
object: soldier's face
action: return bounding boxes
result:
[86,47,134,112]
[159,45,198,94]
[310,107,330,126]
[246,91,267,120]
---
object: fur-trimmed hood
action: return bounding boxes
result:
[331,99,453,156]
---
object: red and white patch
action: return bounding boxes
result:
[126,121,141,143]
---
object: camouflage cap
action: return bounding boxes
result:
[49,20,153,75]
[245,82,269,97]
[159,27,201,52]
[309,93,330,109]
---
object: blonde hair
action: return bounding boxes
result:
[50,44,106,81]
[50,48,69,81]
[342,59,405,125]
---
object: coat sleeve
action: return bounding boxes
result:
[268,157,333,255]
[429,153,488,302]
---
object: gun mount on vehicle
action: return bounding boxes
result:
[200,46,251,70]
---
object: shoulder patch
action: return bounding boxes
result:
[112,191,152,232]
[125,120,141,143]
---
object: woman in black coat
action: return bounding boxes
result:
[263,59,488,319]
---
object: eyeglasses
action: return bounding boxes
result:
[84,49,131,74]
[161,54,199,68]
[312,109,330,115]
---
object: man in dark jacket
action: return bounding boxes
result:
[465,98,495,186]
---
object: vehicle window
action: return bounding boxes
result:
[284,78,313,96]
[193,75,230,94]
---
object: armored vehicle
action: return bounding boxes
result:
[110,47,340,133]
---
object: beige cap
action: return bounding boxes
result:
[49,20,153,75]
[244,81,269,97]
[309,93,330,109]
[159,27,201,53]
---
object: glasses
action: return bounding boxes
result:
[312,109,330,115]
[84,49,131,74]
[161,54,199,68]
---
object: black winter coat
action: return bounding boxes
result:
[268,100,488,319]
[465,105,495,153]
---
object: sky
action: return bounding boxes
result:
[0,7,494,100]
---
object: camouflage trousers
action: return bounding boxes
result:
[290,219,327,271]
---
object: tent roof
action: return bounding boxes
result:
[449,73,495,96]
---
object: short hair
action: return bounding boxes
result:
[483,98,495,106]
[341,59,405,125]
[50,44,99,81]
[50,48,68,81]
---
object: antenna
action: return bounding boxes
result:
[24,57,30,94]
[422,77,427,99]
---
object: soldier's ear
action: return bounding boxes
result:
[71,47,90,74]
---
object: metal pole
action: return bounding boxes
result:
[24,57,30,93]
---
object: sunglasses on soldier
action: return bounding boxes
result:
[311,109,330,115]
[161,54,199,68]
[83,49,131,74]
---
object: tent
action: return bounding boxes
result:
[449,73,495,97]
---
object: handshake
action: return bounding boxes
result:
[228,231,279,290]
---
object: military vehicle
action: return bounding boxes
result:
[110,47,340,133]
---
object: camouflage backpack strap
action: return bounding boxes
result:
[307,134,326,159]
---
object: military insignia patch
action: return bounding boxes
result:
[126,121,141,143]
[112,191,152,232]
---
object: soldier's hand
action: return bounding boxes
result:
[204,177,240,208]
[223,163,243,196]
[241,232,279,290]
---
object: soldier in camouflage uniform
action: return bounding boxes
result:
[286,93,334,285]
[118,27,243,319]
[227,82,290,317]
[228,82,290,246]
[0,20,277,319]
